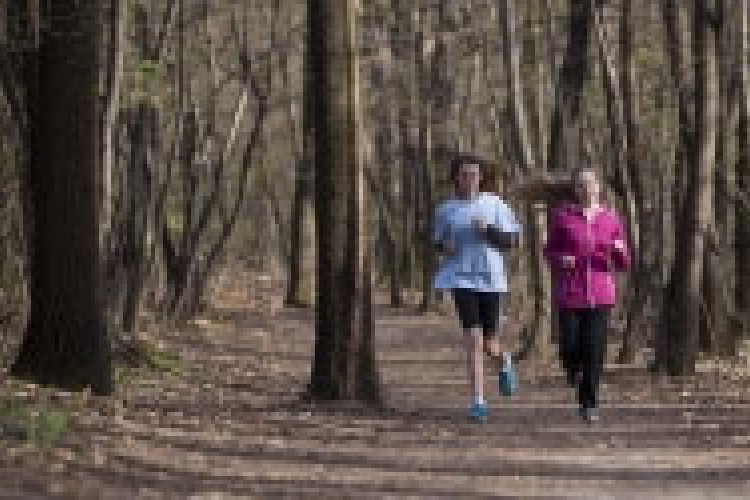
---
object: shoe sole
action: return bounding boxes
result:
[581,412,599,423]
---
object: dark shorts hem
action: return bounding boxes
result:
[451,289,507,335]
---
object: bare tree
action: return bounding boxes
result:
[306,0,380,402]
[654,0,721,375]
[11,1,112,395]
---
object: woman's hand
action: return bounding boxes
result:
[560,255,576,269]
[471,217,487,234]
[441,227,457,256]
[444,238,457,256]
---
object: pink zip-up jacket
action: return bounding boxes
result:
[543,203,631,309]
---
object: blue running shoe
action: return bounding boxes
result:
[499,352,518,397]
[468,402,488,422]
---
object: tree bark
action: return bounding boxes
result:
[307,0,380,403]
[101,0,127,255]
[12,0,112,395]
[654,0,720,375]
[547,0,594,171]
[736,0,750,336]
[285,30,314,307]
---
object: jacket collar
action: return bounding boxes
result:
[560,202,609,219]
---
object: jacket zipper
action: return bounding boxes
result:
[586,212,593,306]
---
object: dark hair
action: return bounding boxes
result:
[449,153,496,191]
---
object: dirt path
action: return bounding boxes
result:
[2,273,749,498]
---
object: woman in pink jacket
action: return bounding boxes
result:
[542,167,631,422]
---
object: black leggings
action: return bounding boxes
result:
[557,307,610,409]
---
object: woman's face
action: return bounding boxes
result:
[574,168,601,202]
[455,163,482,195]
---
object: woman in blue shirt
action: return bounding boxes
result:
[433,154,520,421]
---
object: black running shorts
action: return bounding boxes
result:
[451,288,506,335]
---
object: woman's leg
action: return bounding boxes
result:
[464,327,486,405]
[557,309,582,386]
[577,307,610,410]
[452,289,485,407]
[480,292,504,359]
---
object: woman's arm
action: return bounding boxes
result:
[609,215,631,271]
[588,213,631,272]
[483,199,520,251]
[543,209,571,270]
[484,225,518,251]
[432,204,455,255]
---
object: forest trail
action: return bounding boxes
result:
[2,271,750,499]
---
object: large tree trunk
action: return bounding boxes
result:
[12,0,112,395]
[499,0,553,359]
[499,0,536,176]
[306,0,380,403]
[654,0,720,375]
[595,0,647,362]
[547,0,594,171]
[700,0,735,357]
[738,0,750,334]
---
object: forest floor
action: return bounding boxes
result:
[2,269,750,499]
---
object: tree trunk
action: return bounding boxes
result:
[285,4,314,308]
[736,0,750,336]
[307,0,380,403]
[700,0,735,357]
[12,1,112,395]
[101,0,127,255]
[418,28,438,313]
[595,0,646,363]
[547,0,594,171]
[120,103,154,334]
[498,0,553,359]
[285,153,314,307]
[499,0,536,175]
[654,0,720,375]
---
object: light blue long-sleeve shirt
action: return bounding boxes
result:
[432,192,519,292]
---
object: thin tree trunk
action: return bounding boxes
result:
[102,0,127,254]
[285,34,314,307]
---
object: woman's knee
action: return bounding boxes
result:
[482,333,500,357]
[464,329,484,350]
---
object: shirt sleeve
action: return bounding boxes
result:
[433,203,448,244]
[588,212,632,272]
[609,214,632,271]
[543,208,569,270]
[495,199,521,234]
